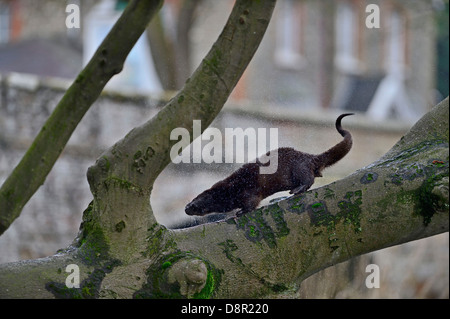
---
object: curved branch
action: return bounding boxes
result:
[166,98,449,298]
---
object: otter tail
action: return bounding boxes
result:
[316,113,353,168]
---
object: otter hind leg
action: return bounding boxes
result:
[290,184,309,194]
[289,172,315,195]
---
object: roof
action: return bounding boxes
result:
[0,37,82,79]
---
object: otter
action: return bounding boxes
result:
[185,113,353,217]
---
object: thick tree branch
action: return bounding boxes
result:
[0,0,163,236]
[162,98,450,298]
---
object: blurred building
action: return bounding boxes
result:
[0,0,445,122]
[0,0,162,94]
[0,0,86,78]
[218,0,440,123]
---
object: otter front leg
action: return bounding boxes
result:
[236,191,262,217]
[235,209,248,217]
[290,184,309,194]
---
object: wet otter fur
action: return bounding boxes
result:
[185,113,353,217]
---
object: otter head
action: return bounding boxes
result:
[185,191,217,216]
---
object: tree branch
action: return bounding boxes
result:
[0,0,164,236]
[162,98,450,298]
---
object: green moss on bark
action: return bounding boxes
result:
[134,252,222,299]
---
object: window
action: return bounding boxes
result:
[335,1,359,72]
[0,1,10,44]
[274,0,304,69]
[367,8,415,122]
[385,9,407,75]
[84,0,163,94]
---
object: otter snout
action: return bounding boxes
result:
[185,201,204,216]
